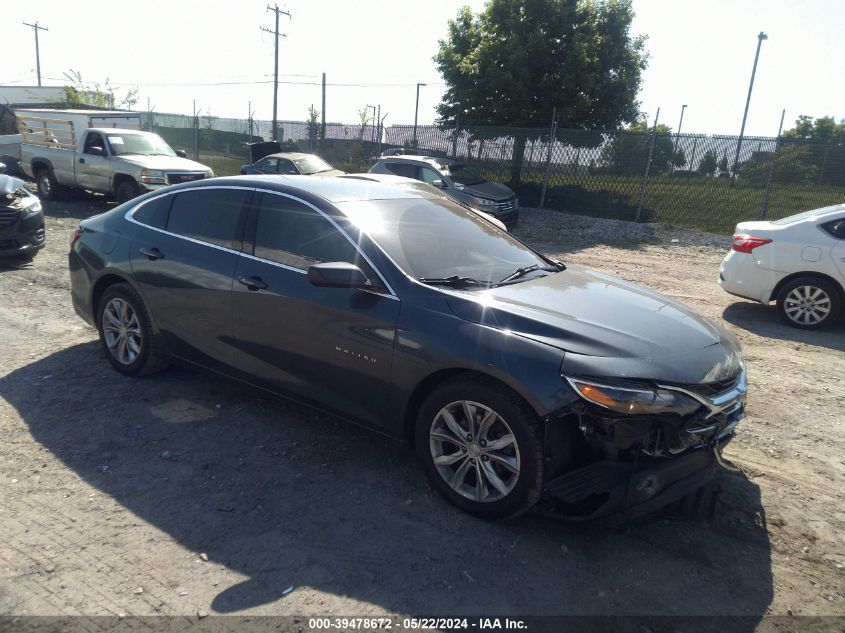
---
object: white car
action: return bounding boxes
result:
[719,204,845,328]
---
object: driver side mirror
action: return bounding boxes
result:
[176,149,188,158]
[431,179,446,189]
[88,146,105,157]
[307,262,371,288]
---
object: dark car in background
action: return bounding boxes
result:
[369,155,520,226]
[240,141,343,177]
[69,175,746,521]
[0,171,45,261]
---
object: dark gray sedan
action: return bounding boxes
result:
[69,175,746,520]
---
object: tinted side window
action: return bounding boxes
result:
[277,159,298,175]
[420,166,442,184]
[166,189,248,250]
[253,194,370,273]
[133,194,172,229]
[385,162,419,179]
[821,219,845,239]
[257,157,278,172]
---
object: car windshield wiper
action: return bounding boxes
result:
[497,264,558,284]
[419,275,487,288]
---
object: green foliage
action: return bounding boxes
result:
[435,0,647,132]
[61,69,139,110]
[599,120,683,175]
[435,0,647,185]
[780,114,845,185]
[697,150,718,176]
[306,105,320,150]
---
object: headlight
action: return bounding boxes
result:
[20,197,42,218]
[140,169,167,185]
[565,376,701,416]
[471,196,496,207]
[205,169,215,178]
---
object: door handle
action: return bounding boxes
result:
[79,158,86,164]
[237,275,268,291]
[140,247,164,260]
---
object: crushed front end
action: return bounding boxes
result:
[0,176,45,259]
[542,366,747,520]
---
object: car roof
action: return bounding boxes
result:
[264,152,318,161]
[183,174,442,203]
[379,155,459,168]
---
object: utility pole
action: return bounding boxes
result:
[320,73,326,144]
[673,104,687,167]
[22,21,49,87]
[262,4,291,141]
[413,83,426,148]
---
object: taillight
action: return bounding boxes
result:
[70,227,84,249]
[732,235,772,253]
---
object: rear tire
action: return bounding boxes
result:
[97,283,169,376]
[776,277,841,329]
[414,377,545,520]
[36,169,61,201]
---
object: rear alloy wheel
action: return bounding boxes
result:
[415,378,544,519]
[97,283,168,376]
[776,277,841,329]
[36,169,60,201]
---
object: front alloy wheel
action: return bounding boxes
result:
[429,400,521,503]
[415,378,545,519]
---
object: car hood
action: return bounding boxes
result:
[458,180,515,201]
[444,265,743,384]
[0,175,26,195]
[118,156,210,171]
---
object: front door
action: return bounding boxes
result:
[75,132,112,192]
[232,191,400,427]
[129,186,251,373]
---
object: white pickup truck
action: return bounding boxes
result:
[18,111,213,202]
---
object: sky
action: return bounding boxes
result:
[2,0,843,136]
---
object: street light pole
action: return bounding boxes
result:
[733,31,768,173]
[673,104,687,168]
[413,83,426,148]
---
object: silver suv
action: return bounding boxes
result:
[369,155,519,225]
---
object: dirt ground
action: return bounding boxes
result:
[1,191,843,630]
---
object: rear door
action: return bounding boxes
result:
[129,186,251,373]
[823,216,845,284]
[231,191,400,427]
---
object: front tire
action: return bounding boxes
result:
[115,180,140,204]
[776,277,841,329]
[415,377,545,520]
[97,283,168,376]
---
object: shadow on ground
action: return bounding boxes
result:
[723,301,845,351]
[1,343,774,622]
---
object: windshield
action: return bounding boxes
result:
[338,197,548,285]
[294,155,333,175]
[446,163,486,186]
[106,133,176,157]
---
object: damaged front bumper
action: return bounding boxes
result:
[543,369,747,520]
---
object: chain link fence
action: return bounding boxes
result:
[386,124,845,234]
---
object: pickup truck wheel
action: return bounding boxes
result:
[36,169,61,201]
[115,181,140,204]
[415,378,545,520]
[97,283,169,376]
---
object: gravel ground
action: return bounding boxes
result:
[0,193,843,629]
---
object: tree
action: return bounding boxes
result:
[697,149,718,176]
[61,69,139,110]
[718,151,729,176]
[306,105,320,151]
[781,114,845,185]
[599,120,682,176]
[435,0,648,186]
